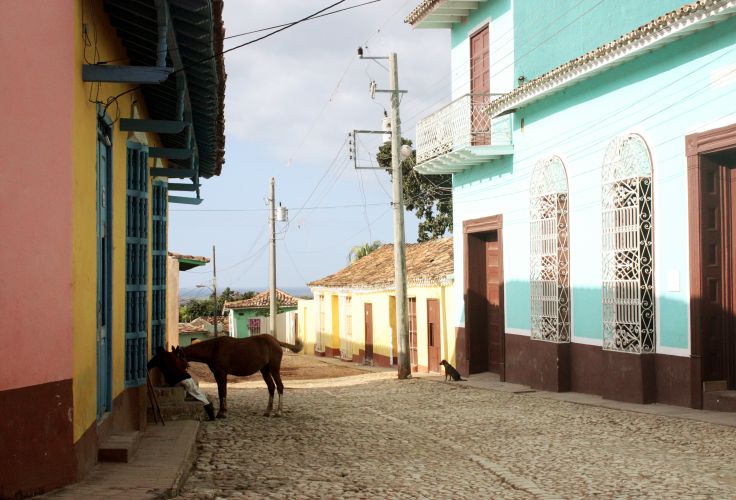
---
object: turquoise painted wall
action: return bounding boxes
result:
[451,16,736,352]
[231,306,297,338]
[513,0,685,81]
[450,0,514,98]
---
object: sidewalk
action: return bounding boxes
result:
[314,353,736,428]
[40,420,199,500]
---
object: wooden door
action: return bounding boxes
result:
[427,299,441,373]
[364,303,373,364]
[700,156,735,385]
[485,232,503,374]
[470,25,490,145]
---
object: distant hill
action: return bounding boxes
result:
[179,286,312,302]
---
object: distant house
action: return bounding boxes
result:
[223,289,299,338]
[300,238,455,373]
[167,252,209,347]
[178,321,211,346]
[189,315,230,337]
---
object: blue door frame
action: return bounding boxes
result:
[97,114,114,419]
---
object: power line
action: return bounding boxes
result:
[170,202,389,213]
[224,0,382,40]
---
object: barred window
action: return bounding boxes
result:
[601,134,655,353]
[125,143,148,387]
[530,156,570,342]
[316,294,325,352]
[341,296,353,360]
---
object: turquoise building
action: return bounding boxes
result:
[223,289,299,338]
[407,0,736,409]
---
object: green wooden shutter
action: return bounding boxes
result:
[125,142,148,387]
[151,180,168,350]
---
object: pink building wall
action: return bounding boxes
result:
[0,2,74,391]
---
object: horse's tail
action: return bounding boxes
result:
[279,337,304,353]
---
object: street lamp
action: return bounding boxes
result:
[196,282,219,337]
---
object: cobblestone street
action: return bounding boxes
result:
[176,363,736,499]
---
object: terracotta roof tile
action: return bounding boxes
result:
[168,252,210,264]
[223,289,299,310]
[487,0,736,117]
[308,238,453,289]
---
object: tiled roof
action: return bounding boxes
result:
[405,0,444,25]
[223,289,299,310]
[168,252,209,264]
[190,316,230,331]
[178,322,209,334]
[308,238,453,290]
[487,0,736,117]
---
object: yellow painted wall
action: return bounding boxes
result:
[72,0,165,441]
[302,285,455,370]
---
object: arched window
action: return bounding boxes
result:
[601,134,655,353]
[530,156,570,342]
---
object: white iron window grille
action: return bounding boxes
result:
[602,134,655,353]
[530,156,570,342]
[316,294,325,352]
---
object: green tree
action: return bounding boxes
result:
[376,138,452,241]
[179,287,256,323]
[348,240,383,263]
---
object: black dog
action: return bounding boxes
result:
[440,360,466,381]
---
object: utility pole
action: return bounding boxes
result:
[212,245,218,337]
[389,53,411,379]
[269,177,277,336]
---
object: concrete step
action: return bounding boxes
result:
[703,380,728,392]
[152,386,187,405]
[703,390,736,412]
[148,400,208,423]
[98,431,141,463]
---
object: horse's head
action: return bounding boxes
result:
[172,346,189,369]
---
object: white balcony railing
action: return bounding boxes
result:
[416,93,512,166]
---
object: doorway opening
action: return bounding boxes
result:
[463,215,505,377]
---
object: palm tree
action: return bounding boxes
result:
[348,240,382,263]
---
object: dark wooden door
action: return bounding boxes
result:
[485,232,503,373]
[427,299,441,373]
[470,25,490,145]
[364,303,373,364]
[700,156,735,385]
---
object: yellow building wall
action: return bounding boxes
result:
[409,285,456,371]
[301,286,455,371]
[72,0,165,441]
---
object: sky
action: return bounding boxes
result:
[170,0,451,292]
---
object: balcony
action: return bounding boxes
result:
[414,93,513,174]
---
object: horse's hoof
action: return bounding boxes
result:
[272,413,282,418]
[262,412,271,417]
[216,413,226,419]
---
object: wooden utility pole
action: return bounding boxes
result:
[269,177,277,336]
[212,245,218,337]
[389,52,411,379]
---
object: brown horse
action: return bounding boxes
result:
[179,335,303,418]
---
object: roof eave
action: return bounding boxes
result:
[405,0,486,29]
[487,0,736,117]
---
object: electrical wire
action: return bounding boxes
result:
[225,1,382,40]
